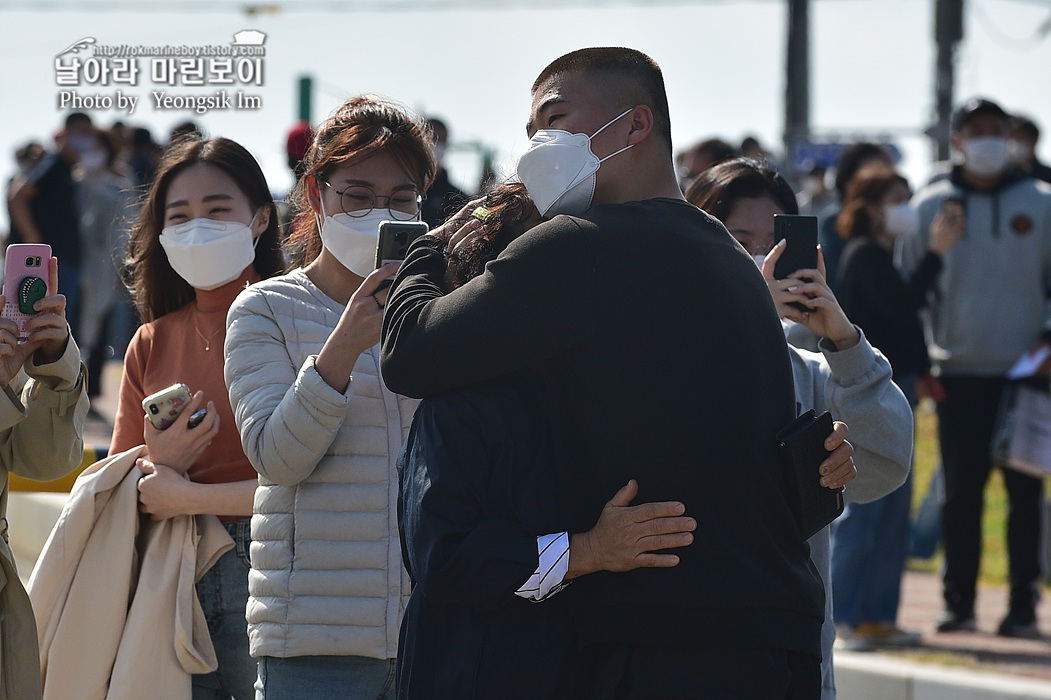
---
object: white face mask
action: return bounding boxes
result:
[883,202,919,238]
[517,108,635,217]
[79,149,107,172]
[961,136,1009,177]
[317,199,403,277]
[1008,139,1035,165]
[160,213,260,291]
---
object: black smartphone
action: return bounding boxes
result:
[375,221,429,289]
[187,408,208,429]
[772,215,818,313]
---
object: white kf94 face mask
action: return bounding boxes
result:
[961,136,1009,177]
[160,212,260,291]
[516,108,635,217]
[883,202,920,238]
[316,198,408,277]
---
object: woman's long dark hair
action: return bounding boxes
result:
[684,157,799,220]
[124,136,284,323]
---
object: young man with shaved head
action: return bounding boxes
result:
[383,48,830,698]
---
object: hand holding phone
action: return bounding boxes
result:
[930,196,965,256]
[2,244,52,343]
[375,220,429,290]
[142,383,193,430]
[141,386,220,473]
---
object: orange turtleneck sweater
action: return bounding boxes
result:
[110,267,261,494]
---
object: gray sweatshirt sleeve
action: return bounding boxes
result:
[791,328,913,505]
[819,330,913,504]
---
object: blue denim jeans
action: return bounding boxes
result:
[255,655,396,700]
[830,374,917,628]
[193,519,256,700]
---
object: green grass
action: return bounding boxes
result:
[908,399,1048,589]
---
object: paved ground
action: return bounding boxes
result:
[893,569,1051,683]
[73,360,1051,687]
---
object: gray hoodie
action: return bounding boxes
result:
[900,169,1051,376]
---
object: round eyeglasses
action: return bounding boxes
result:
[319,180,423,221]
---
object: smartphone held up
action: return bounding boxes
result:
[772,215,818,313]
[2,243,52,343]
[375,220,428,289]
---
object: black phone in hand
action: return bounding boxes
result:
[772,215,818,312]
[375,220,429,290]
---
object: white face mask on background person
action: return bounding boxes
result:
[65,133,94,156]
[79,148,107,172]
[752,254,767,270]
[160,212,260,291]
[1008,139,1035,165]
[961,136,1010,177]
[882,202,919,238]
[316,198,400,277]
[517,108,635,217]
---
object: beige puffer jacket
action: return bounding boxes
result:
[225,269,417,660]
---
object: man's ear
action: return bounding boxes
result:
[950,132,963,154]
[626,105,654,146]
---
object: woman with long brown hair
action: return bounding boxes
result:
[111,135,284,700]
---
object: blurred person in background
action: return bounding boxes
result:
[798,163,833,216]
[127,126,162,190]
[6,112,91,338]
[421,117,468,228]
[278,120,315,239]
[816,142,895,293]
[1009,114,1051,186]
[676,136,738,192]
[900,97,1051,639]
[5,142,46,246]
[74,126,136,417]
[831,169,963,650]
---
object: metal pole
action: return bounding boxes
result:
[298,75,313,123]
[934,0,964,161]
[784,0,810,167]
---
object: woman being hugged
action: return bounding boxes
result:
[111,135,284,700]
[224,95,433,699]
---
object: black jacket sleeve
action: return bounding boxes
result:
[380,217,598,398]
[855,246,943,318]
[399,398,540,612]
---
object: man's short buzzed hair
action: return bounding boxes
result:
[532,47,673,156]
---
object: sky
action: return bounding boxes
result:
[2,0,1050,231]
